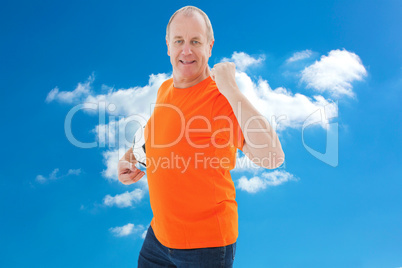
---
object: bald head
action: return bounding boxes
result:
[166,6,214,43]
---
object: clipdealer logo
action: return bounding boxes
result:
[63,101,339,167]
[301,101,338,167]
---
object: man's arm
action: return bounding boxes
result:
[210,62,285,169]
[117,148,145,185]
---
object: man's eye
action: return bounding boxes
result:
[175,40,183,44]
[192,41,199,44]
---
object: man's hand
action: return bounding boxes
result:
[118,160,145,185]
[210,62,240,97]
[118,148,145,185]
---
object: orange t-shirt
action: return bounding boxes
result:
[144,76,244,249]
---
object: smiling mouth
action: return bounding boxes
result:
[180,60,196,65]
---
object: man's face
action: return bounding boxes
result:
[166,12,214,85]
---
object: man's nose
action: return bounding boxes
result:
[181,43,192,55]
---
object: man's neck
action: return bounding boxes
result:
[173,68,210,89]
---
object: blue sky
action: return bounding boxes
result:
[1,0,401,267]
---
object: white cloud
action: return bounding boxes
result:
[94,116,143,149]
[103,189,145,208]
[234,153,262,172]
[235,71,337,131]
[286,49,313,63]
[301,49,367,98]
[109,223,145,237]
[67,169,81,176]
[83,73,169,117]
[141,229,148,239]
[237,176,265,193]
[46,73,94,103]
[49,168,59,180]
[35,168,81,183]
[101,148,148,189]
[221,52,265,72]
[261,171,298,186]
[101,148,132,180]
[49,73,168,155]
[45,72,168,118]
[237,170,298,193]
[35,175,46,183]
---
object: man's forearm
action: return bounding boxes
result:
[222,85,284,166]
[210,62,284,168]
[120,147,137,163]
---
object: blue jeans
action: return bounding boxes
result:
[138,225,236,268]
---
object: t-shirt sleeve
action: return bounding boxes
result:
[211,94,245,150]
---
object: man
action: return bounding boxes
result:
[118,6,284,267]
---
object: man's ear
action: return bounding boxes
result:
[209,40,214,57]
[166,39,170,56]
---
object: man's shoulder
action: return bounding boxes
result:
[160,77,174,88]
[156,77,174,96]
